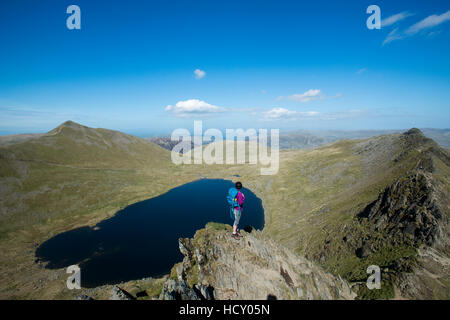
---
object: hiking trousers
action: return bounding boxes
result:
[233,208,241,227]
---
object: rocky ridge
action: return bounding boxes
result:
[160,223,356,300]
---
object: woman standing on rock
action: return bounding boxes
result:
[226,181,245,240]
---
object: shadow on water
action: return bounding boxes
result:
[35,179,264,287]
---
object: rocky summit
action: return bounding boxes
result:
[161,223,356,300]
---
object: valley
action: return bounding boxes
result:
[0,121,448,299]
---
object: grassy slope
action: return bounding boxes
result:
[0,121,177,236]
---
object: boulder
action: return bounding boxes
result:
[109,286,135,300]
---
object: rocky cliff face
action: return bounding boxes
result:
[352,172,449,299]
[346,130,450,299]
[358,171,446,249]
[160,223,356,300]
[362,129,449,251]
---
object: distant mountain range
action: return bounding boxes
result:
[145,128,450,152]
[277,128,450,150]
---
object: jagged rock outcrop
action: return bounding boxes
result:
[158,280,214,300]
[395,246,450,299]
[159,280,202,300]
[358,171,445,248]
[109,285,135,300]
[161,223,356,300]
[75,294,94,300]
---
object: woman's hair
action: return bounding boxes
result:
[235,181,243,189]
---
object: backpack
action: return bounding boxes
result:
[227,187,239,219]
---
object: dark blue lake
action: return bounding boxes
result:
[35,179,264,287]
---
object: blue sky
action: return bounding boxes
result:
[0,0,449,136]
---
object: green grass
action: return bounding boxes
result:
[356,279,395,300]
[206,222,232,232]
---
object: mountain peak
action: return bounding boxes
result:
[48,120,88,135]
[59,120,84,128]
[404,128,424,136]
[400,127,432,148]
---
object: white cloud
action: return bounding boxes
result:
[383,10,450,45]
[289,89,322,103]
[319,109,365,121]
[356,68,367,74]
[406,10,450,35]
[165,99,224,117]
[428,30,442,38]
[381,11,414,27]
[194,69,206,79]
[301,111,319,116]
[260,107,368,122]
[262,107,297,120]
[261,107,319,120]
[383,28,404,45]
[278,89,341,102]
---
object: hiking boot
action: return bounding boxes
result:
[236,230,243,237]
[232,233,240,240]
